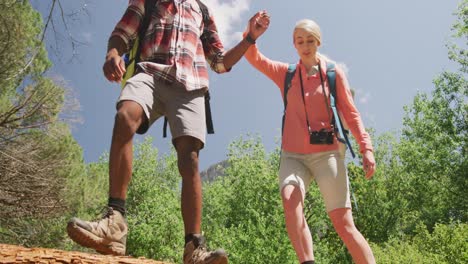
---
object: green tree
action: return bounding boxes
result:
[125,137,184,262]
[397,0,467,227]
[344,2,467,263]
[372,221,467,264]
[0,1,85,248]
[203,135,297,264]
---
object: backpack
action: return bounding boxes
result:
[282,63,356,158]
[121,0,214,137]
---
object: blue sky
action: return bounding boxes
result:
[32,0,460,170]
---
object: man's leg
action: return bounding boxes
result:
[174,136,203,235]
[174,136,228,264]
[329,208,376,264]
[109,101,145,200]
[67,101,145,256]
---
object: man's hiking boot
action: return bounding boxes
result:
[66,207,127,255]
[183,234,228,264]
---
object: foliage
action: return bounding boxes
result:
[397,0,467,226]
[125,137,184,262]
[413,221,468,264]
[373,222,467,264]
[60,132,467,263]
[0,1,85,248]
[346,133,417,242]
[1,1,466,264]
[448,0,468,73]
[372,238,445,263]
[71,1,467,263]
[0,1,50,93]
[203,135,296,263]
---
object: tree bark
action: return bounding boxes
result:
[0,244,172,264]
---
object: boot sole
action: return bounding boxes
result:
[184,253,228,264]
[66,222,125,256]
[207,255,228,264]
[214,255,228,264]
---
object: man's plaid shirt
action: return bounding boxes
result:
[111,0,229,91]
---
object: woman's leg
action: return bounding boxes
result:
[309,151,374,263]
[281,184,314,263]
[328,208,375,264]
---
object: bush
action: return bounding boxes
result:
[373,222,467,263]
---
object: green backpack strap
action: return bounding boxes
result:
[121,0,156,88]
[281,63,297,136]
[326,62,355,158]
[163,0,214,138]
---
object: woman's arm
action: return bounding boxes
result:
[243,33,289,92]
[335,67,373,152]
[336,66,375,178]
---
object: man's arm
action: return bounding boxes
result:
[103,0,145,82]
[223,11,270,69]
[103,36,127,83]
[107,36,127,57]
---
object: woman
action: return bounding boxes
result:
[244,18,376,264]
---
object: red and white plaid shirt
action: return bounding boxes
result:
[110,0,229,91]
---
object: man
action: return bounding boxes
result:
[66,1,270,263]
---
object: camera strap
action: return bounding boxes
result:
[292,62,356,158]
[298,64,334,134]
[298,70,313,134]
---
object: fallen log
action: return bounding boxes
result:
[0,243,172,264]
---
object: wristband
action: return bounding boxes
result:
[245,34,256,44]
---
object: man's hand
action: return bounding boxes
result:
[362,150,376,179]
[247,10,270,41]
[103,49,126,83]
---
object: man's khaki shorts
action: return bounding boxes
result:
[117,72,207,146]
[279,150,351,212]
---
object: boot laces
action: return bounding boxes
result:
[92,207,115,223]
[192,243,210,261]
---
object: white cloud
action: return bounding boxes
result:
[337,62,349,76]
[362,111,376,128]
[81,32,93,43]
[203,0,252,45]
[358,91,371,105]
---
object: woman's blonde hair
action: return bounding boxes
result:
[293,19,346,69]
[293,19,321,45]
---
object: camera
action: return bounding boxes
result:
[310,129,334,145]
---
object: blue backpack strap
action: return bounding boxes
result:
[282,64,297,135]
[326,62,356,158]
